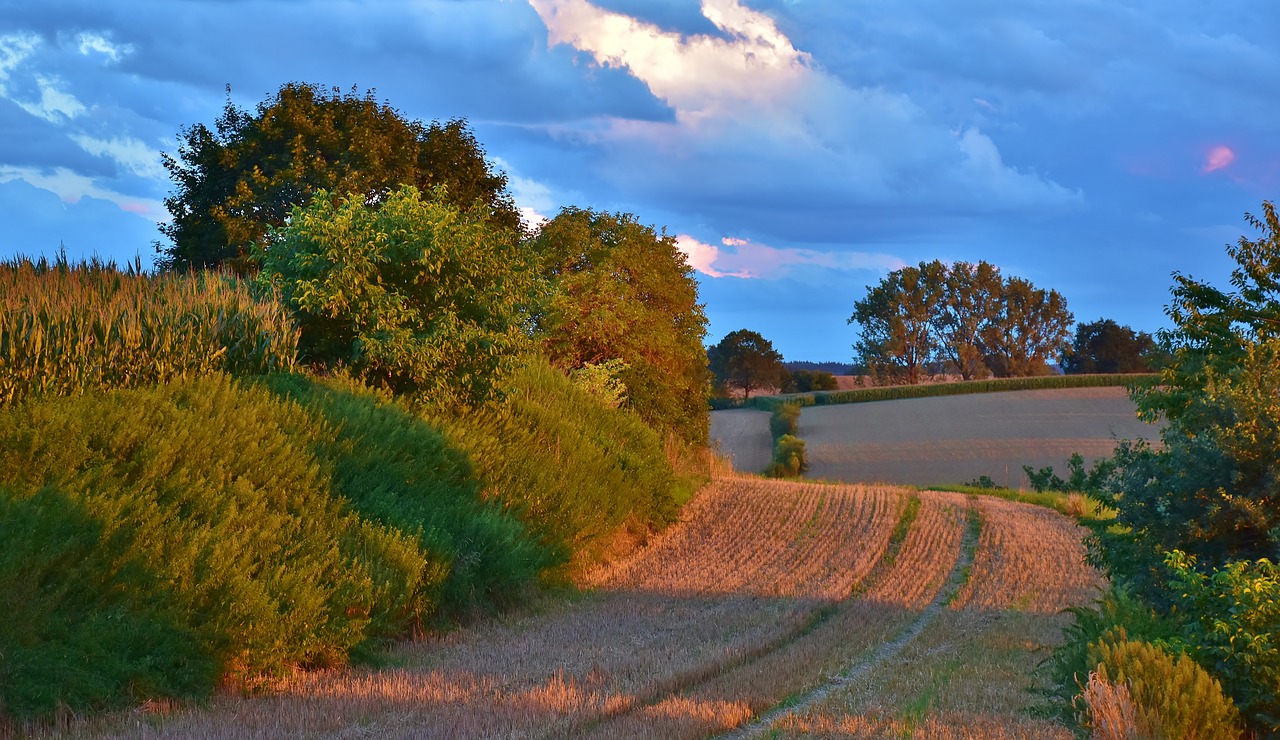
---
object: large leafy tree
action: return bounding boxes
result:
[933,260,1002,380]
[850,260,946,384]
[159,82,519,272]
[709,329,785,400]
[982,276,1073,377]
[1094,202,1280,600]
[1063,318,1160,374]
[256,185,532,406]
[531,207,709,444]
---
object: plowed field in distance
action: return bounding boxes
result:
[713,386,1159,486]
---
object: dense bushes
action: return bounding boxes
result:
[0,375,431,716]
[257,186,532,407]
[1085,638,1241,739]
[259,372,557,617]
[1053,203,1280,736]
[765,403,808,478]
[0,255,297,406]
[429,357,684,570]
[0,363,683,718]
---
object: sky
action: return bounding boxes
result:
[2,1,1278,361]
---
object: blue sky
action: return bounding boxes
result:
[2,1,1277,360]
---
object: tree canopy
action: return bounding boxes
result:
[1085,202,1280,733]
[851,261,945,385]
[849,260,1072,383]
[256,185,532,407]
[709,329,786,400]
[1063,318,1160,374]
[530,207,709,443]
[1096,202,1280,593]
[159,82,519,272]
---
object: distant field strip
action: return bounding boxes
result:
[797,386,1160,487]
[709,408,773,474]
[88,480,1095,739]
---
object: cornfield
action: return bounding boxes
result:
[0,255,297,405]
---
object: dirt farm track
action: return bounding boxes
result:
[713,386,1160,487]
[78,477,1099,738]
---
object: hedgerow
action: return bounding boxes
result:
[0,375,428,716]
[428,357,685,572]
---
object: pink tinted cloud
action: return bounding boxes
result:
[675,234,904,279]
[1203,144,1236,173]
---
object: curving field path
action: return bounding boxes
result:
[85,477,1102,739]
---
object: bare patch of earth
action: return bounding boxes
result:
[798,386,1160,488]
[710,408,773,474]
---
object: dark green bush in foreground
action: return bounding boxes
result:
[0,375,427,716]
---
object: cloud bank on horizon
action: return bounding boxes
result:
[0,0,1276,359]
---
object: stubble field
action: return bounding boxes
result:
[713,386,1159,485]
[80,475,1102,739]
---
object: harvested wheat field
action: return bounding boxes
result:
[76,477,1100,739]
[797,386,1159,487]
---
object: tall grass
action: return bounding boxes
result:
[0,375,431,717]
[429,357,684,573]
[0,255,297,405]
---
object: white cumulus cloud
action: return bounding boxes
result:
[529,0,1078,237]
[70,135,167,180]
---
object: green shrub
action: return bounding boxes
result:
[1165,551,1280,734]
[0,255,297,406]
[766,434,808,478]
[1087,638,1241,739]
[769,402,802,439]
[0,488,215,716]
[428,357,683,572]
[257,185,532,407]
[1023,452,1116,494]
[0,375,429,716]
[260,372,554,618]
[1041,587,1176,717]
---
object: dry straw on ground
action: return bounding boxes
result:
[74,478,1098,739]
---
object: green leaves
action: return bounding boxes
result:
[160,83,520,272]
[1165,552,1280,732]
[259,185,532,407]
[531,207,709,444]
[709,329,786,400]
[849,260,1072,384]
